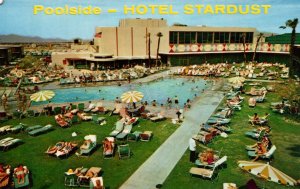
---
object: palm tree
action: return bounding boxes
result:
[280,18,299,76]
[252,33,264,62]
[241,32,247,63]
[156,32,163,67]
[147,32,151,68]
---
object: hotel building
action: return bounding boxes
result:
[52,18,296,69]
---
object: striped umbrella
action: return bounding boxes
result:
[121,91,144,103]
[238,161,297,186]
[30,90,55,102]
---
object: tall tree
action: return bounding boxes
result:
[280,18,299,76]
[147,32,151,68]
[252,33,264,62]
[156,32,163,67]
[241,32,247,63]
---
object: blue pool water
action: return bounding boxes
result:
[33,77,210,107]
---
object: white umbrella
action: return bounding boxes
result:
[121,91,144,103]
[30,90,55,102]
[238,161,297,186]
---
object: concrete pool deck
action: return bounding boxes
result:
[120,79,225,189]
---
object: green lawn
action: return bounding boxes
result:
[0,115,178,189]
[163,83,300,189]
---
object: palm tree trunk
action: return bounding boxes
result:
[252,36,262,62]
[290,28,296,76]
[148,34,151,68]
[156,36,161,67]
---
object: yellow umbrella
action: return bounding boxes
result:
[30,90,55,102]
[228,77,245,84]
[121,91,144,103]
[238,161,297,186]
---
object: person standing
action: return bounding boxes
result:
[174,95,179,109]
[189,137,197,163]
[1,93,8,109]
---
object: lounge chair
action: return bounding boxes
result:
[212,124,232,133]
[45,142,65,155]
[28,124,53,136]
[53,107,62,115]
[70,115,80,125]
[139,131,153,142]
[78,135,97,156]
[254,91,267,103]
[245,130,267,141]
[103,137,115,158]
[0,138,22,151]
[92,115,105,125]
[189,156,227,180]
[55,142,78,157]
[77,167,102,187]
[118,144,131,159]
[84,103,95,113]
[195,155,227,169]
[7,123,25,133]
[211,109,233,118]
[13,165,30,188]
[64,173,78,187]
[193,132,213,144]
[109,120,124,137]
[207,118,230,125]
[55,115,70,127]
[116,124,133,140]
[0,164,10,188]
[201,124,220,136]
[127,131,142,142]
[25,125,43,132]
[0,125,12,134]
[77,112,92,121]
[150,113,166,122]
[78,103,85,112]
[90,177,104,189]
[131,105,145,117]
[91,102,107,114]
[247,145,276,160]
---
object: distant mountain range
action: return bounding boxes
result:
[0,34,70,43]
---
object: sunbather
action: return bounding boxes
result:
[198,149,216,165]
[103,138,113,155]
[14,164,28,184]
[93,178,103,189]
[55,114,69,127]
[249,113,260,126]
[47,142,65,154]
[0,163,10,187]
[252,142,267,161]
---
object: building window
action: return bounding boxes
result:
[202,32,213,43]
[179,32,185,44]
[169,32,178,44]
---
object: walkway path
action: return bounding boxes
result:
[120,80,225,189]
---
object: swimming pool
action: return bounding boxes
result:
[32,77,210,107]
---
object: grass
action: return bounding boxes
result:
[163,83,300,189]
[0,114,178,189]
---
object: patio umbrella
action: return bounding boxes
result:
[228,77,245,84]
[30,90,55,102]
[238,161,297,186]
[121,91,144,103]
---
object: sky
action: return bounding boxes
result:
[0,0,299,39]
